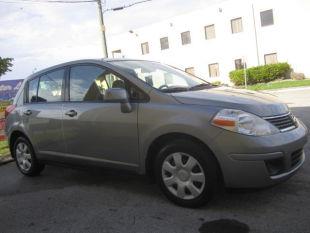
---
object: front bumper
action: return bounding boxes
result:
[211,120,308,188]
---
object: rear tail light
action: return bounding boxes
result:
[5,104,16,119]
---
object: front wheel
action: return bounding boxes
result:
[155,139,219,208]
[13,137,45,176]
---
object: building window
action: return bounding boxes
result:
[141,42,149,55]
[260,9,274,27]
[181,31,191,45]
[208,63,220,77]
[231,17,243,34]
[112,50,122,58]
[264,53,278,64]
[160,37,169,50]
[234,59,244,70]
[205,24,216,40]
[185,67,195,75]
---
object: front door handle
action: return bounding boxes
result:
[65,110,77,117]
[23,110,32,116]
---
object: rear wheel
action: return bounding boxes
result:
[155,139,219,208]
[13,137,45,176]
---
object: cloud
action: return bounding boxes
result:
[0,0,223,80]
[0,2,102,79]
[105,0,223,35]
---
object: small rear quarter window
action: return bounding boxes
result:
[28,78,39,103]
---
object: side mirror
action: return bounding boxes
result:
[105,88,132,113]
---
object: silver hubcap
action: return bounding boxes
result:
[16,142,32,172]
[162,152,205,200]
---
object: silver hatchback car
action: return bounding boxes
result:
[5,59,308,207]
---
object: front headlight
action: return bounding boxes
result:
[212,109,280,136]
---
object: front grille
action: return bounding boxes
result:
[264,113,297,132]
[291,149,303,168]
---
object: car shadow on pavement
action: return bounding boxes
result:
[0,163,161,199]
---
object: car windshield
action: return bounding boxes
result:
[110,60,213,93]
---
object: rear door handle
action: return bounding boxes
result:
[65,110,77,117]
[23,110,32,116]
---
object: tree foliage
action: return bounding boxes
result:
[0,57,14,77]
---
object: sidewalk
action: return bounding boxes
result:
[263,86,310,93]
[0,154,13,166]
[263,86,310,107]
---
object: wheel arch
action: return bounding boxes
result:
[145,132,223,183]
[8,131,31,158]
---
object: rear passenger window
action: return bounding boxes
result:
[28,78,39,103]
[37,69,64,102]
[69,65,124,102]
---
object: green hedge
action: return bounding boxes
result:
[229,63,291,86]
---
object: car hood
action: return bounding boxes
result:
[171,87,289,117]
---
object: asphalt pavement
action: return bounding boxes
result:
[0,88,309,233]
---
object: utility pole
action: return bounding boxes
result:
[96,0,151,58]
[252,3,260,66]
[97,0,108,58]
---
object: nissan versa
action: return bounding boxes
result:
[5,59,308,207]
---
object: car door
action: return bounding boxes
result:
[62,64,139,169]
[22,68,66,157]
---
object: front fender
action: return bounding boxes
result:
[137,103,223,173]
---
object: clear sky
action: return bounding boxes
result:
[0,0,223,80]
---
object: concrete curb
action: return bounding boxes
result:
[0,154,13,166]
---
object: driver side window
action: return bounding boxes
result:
[69,65,126,102]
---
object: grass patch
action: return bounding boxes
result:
[246,79,310,91]
[0,140,10,157]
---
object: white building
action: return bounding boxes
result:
[107,0,310,84]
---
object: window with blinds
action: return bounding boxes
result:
[264,53,278,64]
[181,31,191,45]
[185,67,195,76]
[160,37,169,50]
[112,50,122,58]
[205,24,216,40]
[231,17,243,34]
[141,42,149,55]
[208,63,220,77]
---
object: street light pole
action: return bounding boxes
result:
[97,0,108,58]
[252,3,260,66]
[243,58,247,89]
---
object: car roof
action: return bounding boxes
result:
[26,58,157,80]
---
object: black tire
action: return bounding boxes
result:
[155,139,219,208]
[13,136,45,176]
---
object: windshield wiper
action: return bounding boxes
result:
[189,83,214,91]
[160,87,189,93]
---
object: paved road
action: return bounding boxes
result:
[0,89,310,233]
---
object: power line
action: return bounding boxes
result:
[126,0,151,8]
[104,0,151,12]
[0,0,96,3]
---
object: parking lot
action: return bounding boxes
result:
[0,88,309,233]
